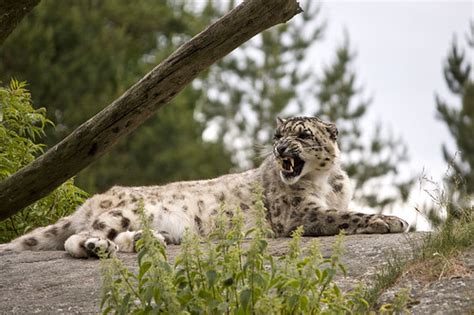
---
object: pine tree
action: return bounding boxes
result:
[435,21,474,212]
[198,4,412,210]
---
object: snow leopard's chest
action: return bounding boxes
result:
[260,159,351,236]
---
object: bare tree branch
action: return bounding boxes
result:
[0,0,302,220]
[0,0,40,45]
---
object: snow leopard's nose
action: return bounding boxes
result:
[276,143,288,156]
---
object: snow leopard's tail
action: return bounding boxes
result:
[0,216,77,253]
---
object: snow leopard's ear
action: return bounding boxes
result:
[325,123,338,141]
[276,117,286,127]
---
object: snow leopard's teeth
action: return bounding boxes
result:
[279,157,294,172]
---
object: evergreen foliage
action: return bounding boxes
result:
[0,80,87,242]
[435,20,474,213]
[0,0,233,193]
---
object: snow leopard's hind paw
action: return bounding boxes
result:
[364,215,409,234]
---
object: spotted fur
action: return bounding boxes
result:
[0,116,408,258]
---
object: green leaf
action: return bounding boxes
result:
[239,288,252,310]
[283,279,299,289]
[206,270,218,287]
[299,295,309,310]
[119,293,131,315]
[288,294,299,310]
[138,261,152,280]
[338,263,347,276]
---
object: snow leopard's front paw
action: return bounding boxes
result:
[384,215,409,233]
[84,237,119,258]
[65,234,119,258]
[365,215,409,234]
[132,230,166,252]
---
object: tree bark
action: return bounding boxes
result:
[0,0,40,45]
[0,0,302,220]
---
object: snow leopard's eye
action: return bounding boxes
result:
[273,133,282,140]
[297,132,311,140]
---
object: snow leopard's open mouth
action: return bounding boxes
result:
[278,156,305,179]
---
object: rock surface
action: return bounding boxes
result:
[0,232,472,314]
[378,242,474,315]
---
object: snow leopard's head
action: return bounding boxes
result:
[272,116,340,185]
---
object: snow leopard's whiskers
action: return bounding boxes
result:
[253,143,273,159]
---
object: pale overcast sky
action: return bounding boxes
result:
[316,0,473,181]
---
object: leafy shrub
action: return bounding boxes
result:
[0,79,88,243]
[100,192,369,314]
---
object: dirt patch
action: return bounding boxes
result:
[402,255,472,284]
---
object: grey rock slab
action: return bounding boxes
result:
[0,232,465,314]
[409,277,474,315]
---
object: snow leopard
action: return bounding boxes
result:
[0,116,408,258]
